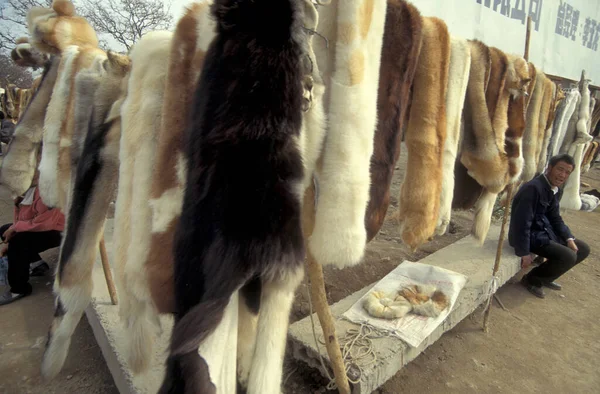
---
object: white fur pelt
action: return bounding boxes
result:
[112,31,171,374]
[559,92,582,154]
[580,193,600,211]
[549,89,579,158]
[38,45,80,207]
[308,0,387,268]
[436,37,471,236]
[561,80,592,211]
[0,56,60,197]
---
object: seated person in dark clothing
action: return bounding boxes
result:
[0,163,64,305]
[509,154,591,299]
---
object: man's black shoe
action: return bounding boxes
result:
[542,281,562,291]
[521,277,545,299]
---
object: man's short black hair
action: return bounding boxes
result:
[548,153,575,168]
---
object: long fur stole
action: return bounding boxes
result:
[435,37,470,236]
[397,17,450,250]
[365,0,423,241]
[0,57,59,196]
[308,0,387,267]
[159,0,307,391]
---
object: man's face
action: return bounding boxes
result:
[547,161,574,187]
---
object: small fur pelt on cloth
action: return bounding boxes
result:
[11,37,48,68]
[41,52,130,380]
[365,0,423,242]
[580,193,600,212]
[399,285,449,318]
[0,57,59,197]
[548,89,579,159]
[435,37,470,236]
[26,1,98,55]
[397,17,450,251]
[521,70,547,183]
[309,0,387,267]
[158,1,308,393]
[363,290,412,319]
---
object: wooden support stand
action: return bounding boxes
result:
[302,184,351,394]
[483,15,532,332]
[99,236,118,305]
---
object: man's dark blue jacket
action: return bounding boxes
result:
[508,174,574,257]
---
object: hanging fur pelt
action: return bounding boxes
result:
[41,52,130,380]
[435,37,470,236]
[158,0,308,392]
[582,141,599,173]
[581,96,596,172]
[533,78,555,174]
[397,17,450,250]
[521,71,547,182]
[0,56,59,197]
[472,54,531,243]
[561,79,592,211]
[548,88,579,159]
[365,0,423,242]
[540,85,565,171]
[309,0,387,267]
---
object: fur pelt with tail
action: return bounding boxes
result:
[435,37,470,236]
[11,37,49,68]
[533,78,555,173]
[471,54,531,243]
[0,57,59,197]
[26,0,98,55]
[158,1,307,392]
[460,43,510,194]
[521,70,546,182]
[549,89,579,159]
[40,52,130,380]
[397,17,450,250]
[538,84,565,172]
[582,141,599,173]
[110,31,171,379]
[308,0,387,267]
[365,0,422,242]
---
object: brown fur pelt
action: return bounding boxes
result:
[0,57,60,197]
[582,140,599,172]
[460,43,510,194]
[521,70,546,183]
[537,83,565,172]
[397,16,450,250]
[534,78,556,173]
[26,0,98,55]
[365,0,423,242]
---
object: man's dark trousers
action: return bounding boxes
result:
[525,239,591,287]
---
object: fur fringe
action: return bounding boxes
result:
[436,37,470,236]
[397,17,450,250]
[365,0,423,241]
[309,0,387,267]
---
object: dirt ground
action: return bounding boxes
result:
[1,153,600,394]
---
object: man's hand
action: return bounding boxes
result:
[567,239,578,252]
[0,243,7,257]
[2,226,15,242]
[521,255,533,269]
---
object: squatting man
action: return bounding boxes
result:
[509,154,591,299]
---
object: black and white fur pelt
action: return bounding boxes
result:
[158,0,308,393]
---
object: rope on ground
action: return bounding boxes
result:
[305,279,385,390]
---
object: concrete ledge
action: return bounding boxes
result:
[289,226,521,394]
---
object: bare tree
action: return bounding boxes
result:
[0,53,34,88]
[0,0,52,53]
[80,0,173,51]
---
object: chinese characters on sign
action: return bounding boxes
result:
[476,0,544,31]
[554,1,600,51]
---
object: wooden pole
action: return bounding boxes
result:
[302,183,351,394]
[99,236,118,305]
[482,15,532,332]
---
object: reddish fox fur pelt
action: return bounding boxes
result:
[397,16,450,250]
[26,1,98,55]
[365,0,423,242]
